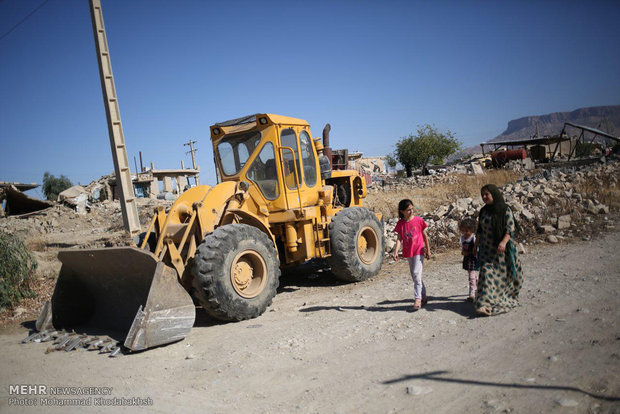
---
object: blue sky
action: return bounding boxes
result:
[1,0,619,198]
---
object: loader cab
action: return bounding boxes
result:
[211,114,321,212]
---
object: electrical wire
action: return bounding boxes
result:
[0,0,52,42]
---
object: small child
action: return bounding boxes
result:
[393,199,431,309]
[459,218,479,302]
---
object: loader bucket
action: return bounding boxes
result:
[38,247,195,351]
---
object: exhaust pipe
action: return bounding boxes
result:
[322,123,333,169]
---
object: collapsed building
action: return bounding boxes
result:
[117,164,200,200]
[0,162,200,217]
[0,182,53,217]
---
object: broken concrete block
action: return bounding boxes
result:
[455,197,472,210]
[538,225,555,234]
[58,185,89,214]
[543,187,557,196]
[508,200,523,212]
[595,204,609,214]
[556,215,571,229]
[58,185,87,202]
[546,234,559,244]
[434,205,449,218]
[584,199,599,214]
[520,209,535,221]
[471,163,484,175]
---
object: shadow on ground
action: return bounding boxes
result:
[300,295,477,317]
[383,370,620,402]
[277,260,345,293]
[193,307,231,328]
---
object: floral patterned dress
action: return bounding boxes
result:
[475,207,523,315]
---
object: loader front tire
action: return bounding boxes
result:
[328,207,384,282]
[192,224,280,321]
[134,231,157,253]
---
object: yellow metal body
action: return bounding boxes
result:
[142,113,370,282]
[37,113,376,352]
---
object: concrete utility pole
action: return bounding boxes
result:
[184,140,200,185]
[89,0,140,235]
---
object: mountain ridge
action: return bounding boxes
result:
[461,105,620,155]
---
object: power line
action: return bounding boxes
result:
[0,0,52,42]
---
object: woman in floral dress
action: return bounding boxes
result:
[474,184,523,316]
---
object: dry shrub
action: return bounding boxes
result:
[365,170,524,219]
[575,175,620,210]
[0,231,37,309]
[451,170,523,198]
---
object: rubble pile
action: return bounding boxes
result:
[0,197,172,250]
[382,161,618,254]
[0,161,617,276]
[367,160,493,193]
[369,170,460,192]
[84,174,113,202]
[54,174,115,214]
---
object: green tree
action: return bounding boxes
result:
[393,125,462,177]
[42,171,72,201]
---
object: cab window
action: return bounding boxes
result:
[280,129,301,190]
[246,142,279,200]
[216,131,261,176]
[299,130,317,188]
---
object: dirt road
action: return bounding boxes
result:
[1,229,619,413]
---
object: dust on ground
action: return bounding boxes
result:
[1,225,619,413]
[1,165,619,413]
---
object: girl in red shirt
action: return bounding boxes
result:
[393,199,432,309]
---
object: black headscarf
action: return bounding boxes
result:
[478,184,519,246]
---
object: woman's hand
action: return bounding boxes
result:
[497,241,507,253]
[425,250,431,260]
[392,251,399,261]
[498,233,510,253]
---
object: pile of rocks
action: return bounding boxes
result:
[0,196,172,247]
[383,161,617,254]
[369,171,461,193]
[368,160,492,193]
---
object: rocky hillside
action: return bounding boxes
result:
[497,105,619,140]
[460,105,620,155]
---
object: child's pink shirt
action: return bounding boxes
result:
[394,216,428,257]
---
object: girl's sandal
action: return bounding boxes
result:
[413,299,422,309]
[476,306,492,316]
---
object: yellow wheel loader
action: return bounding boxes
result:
[35,114,384,352]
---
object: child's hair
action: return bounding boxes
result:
[397,199,414,219]
[459,217,477,232]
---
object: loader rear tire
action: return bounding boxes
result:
[328,207,384,282]
[191,224,280,321]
